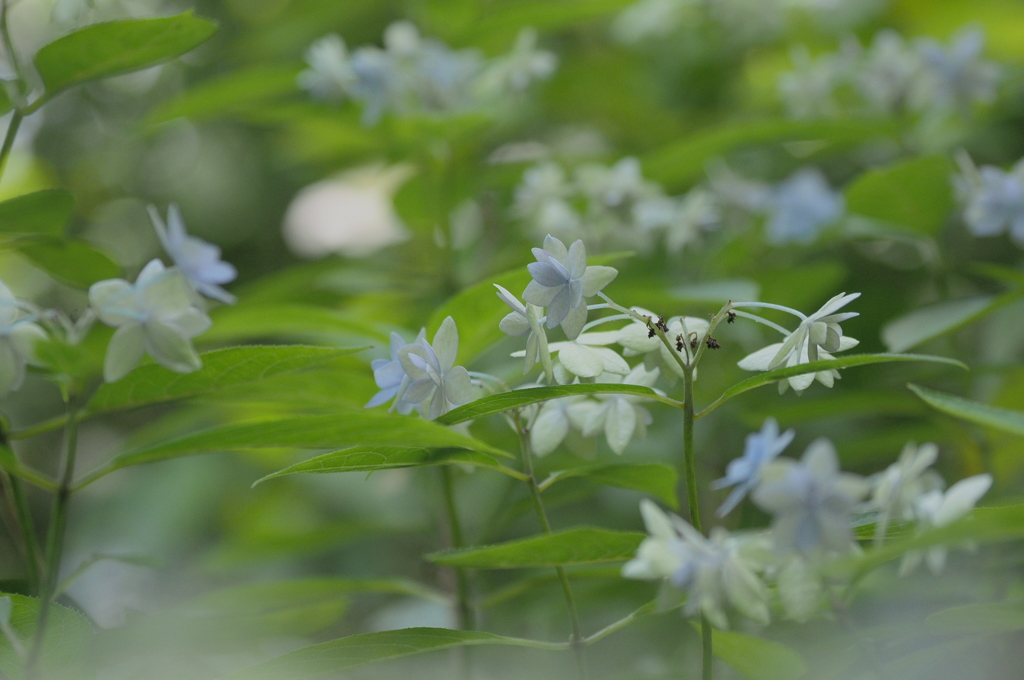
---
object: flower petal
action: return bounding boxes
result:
[144,320,202,374]
[443,365,473,406]
[104,324,146,382]
[432,316,460,371]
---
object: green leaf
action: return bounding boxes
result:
[34,12,217,98]
[881,292,1024,353]
[701,626,808,680]
[845,155,956,232]
[0,593,94,678]
[697,354,967,419]
[13,238,121,287]
[0,190,73,237]
[908,384,1024,436]
[427,527,644,568]
[926,602,1024,636]
[540,463,679,508]
[202,303,390,346]
[219,628,564,680]
[87,345,365,416]
[253,446,528,486]
[188,578,445,615]
[644,118,896,189]
[467,0,634,46]
[0,445,57,491]
[0,85,10,116]
[147,64,302,125]
[437,383,683,426]
[77,413,510,489]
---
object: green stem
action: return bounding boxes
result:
[26,396,80,677]
[515,414,588,680]
[9,475,41,594]
[0,110,22,187]
[682,365,713,680]
[440,466,474,631]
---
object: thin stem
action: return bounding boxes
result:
[681,365,714,680]
[514,412,588,680]
[729,301,806,321]
[440,466,474,631]
[8,475,41,594]
[0,110,22,187]
[26,395,80,677]
[730,310,791,336]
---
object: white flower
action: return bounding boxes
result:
[398,316,473,420]
[615,312,708,382]
[365,330,426,414]
[529,396,587,457]
[496,284,551,376]
[522,235,617,340]
[0,282,47,397]
[899,474,992,576]
[737,292,860,394]
[623,500,771,629]
[914,28,999,112]
[525,332,629,383]
[855,30,922,115]
[298,34,358,100]
[89,260,212,382]
[570,365,660,454]
[514,162,582,241]
[776,555,824,622]
[477,28,557,94]
[712,418,795,518]
[753,438,868,555]
[764,168,844,245]
[956,155,1024,246]
[148,204,237,304]
[868,442,944,542]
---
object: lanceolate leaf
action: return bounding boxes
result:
[76,413,509,489]
[881,293,1024,353]
[253,446,528,486]
[219,628,565,680]
[0,594,94,677]
[147,64,302,125]
[0,190,73,237]
[703,627,808,680]
[34,12,217,99]
[202,303,390,345]
[13,238,121,287]
[909,384,1024,436]
[845,155,956,233]
[926,602,1024,636]
[539,463,679,508]
[438,384,683,425]
[697,353,967,419]
[428,527,644,568]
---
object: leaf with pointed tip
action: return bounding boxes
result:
[0,190,73,237]
[909,384,1024,436]
[540,463,679,508]
[438,383,682,425]
[254,446,527,486]
[219,627,565,680]
[881,292,1024,353]
[34,12,217,98]
[13,238,121,287]
[76,413,510,489]
[147,64,302,125]
[698,353,967,419]
[0,594,94,677]
[845,155,956,233]
[202,303,389,345]
[428,527,644,569]
[695,625,808,680]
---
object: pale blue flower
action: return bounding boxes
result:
[899,473,992,576]
[0,282,47,396]
[495,284,551,376]
[298,34,357,101]
[958,159,1024,245]
[765,168,844,244]
[713,418,795,517]
[916,28,999,112]
[398,316,473,420]
[149,204,237,305]
[523,235,617,340]
[365,330,426,414]
[753,438,868,554]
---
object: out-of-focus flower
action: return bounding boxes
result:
[753,438,868,554]
[778,45,847,120]
[776,555,823,622]
[571,364,659,454]
[900,474,992,576]
[523,235,617,340]
[283,165,412,258]
[955,155,1024,246]
[89,260,211,382]
[477,28,557,94]
[856,30,922,115]
[0,281,47,396]
[514,163,582,242]
[496,284,551,377]
[366,330,426,414]
[298,34,357,100]
[634,188,721,253]
[398,316,473,420]
[530,396,587,456]
[713,418,795,517]
[914,28,999,112]
[737,292,860,394]
[764,168,844,244]
[868,442,944,541]
[623,499,771,629]
[148,204,237,304]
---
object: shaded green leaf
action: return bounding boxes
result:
[702,626,808,680]
[188,578,445,615]
[87,345,365,416]
[0,190,73,237]
[34,12,217,97]
[881,292,1024,353]
[202,303,389,346]
[428,527,644,568]
[0,445,57,491]
[220,627,564,680]
[909,384,1024,436]
[438,383,683,426]
[0,594,94,678]
[698,354,967,419]
[77,413,510,489]
[845,155,955,232]
[254,446,527,486]
[13,238,120,287]
[147,64,302,125]
[926,601,1024,636]
[540,463,679,508]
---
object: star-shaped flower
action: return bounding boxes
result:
[0,282,47,397]
[868,442,944,542]
[365,329,426,414]
[149,204,237,305]
[522,235,617,340]
[712,418,795,518]
[570,364,660,455]
[899,474,992,576]
[89,259,212,382]
[496,284,551,377]
[398,316,473,420]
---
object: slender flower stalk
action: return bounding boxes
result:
[440,466,474,631]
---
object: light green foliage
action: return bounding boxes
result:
[428,527,645,568]
[540,463,679,508]
[909,384,1024,436]
[845,155,956,233]
[705,627,808,680]
[0,190,73,237]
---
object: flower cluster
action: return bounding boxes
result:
[954,152,1024,247]
[0,282,48,397]
[365,317,474,420]
[779,27,1000,121]
[625,421,993,627]
[299,23,556,125]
